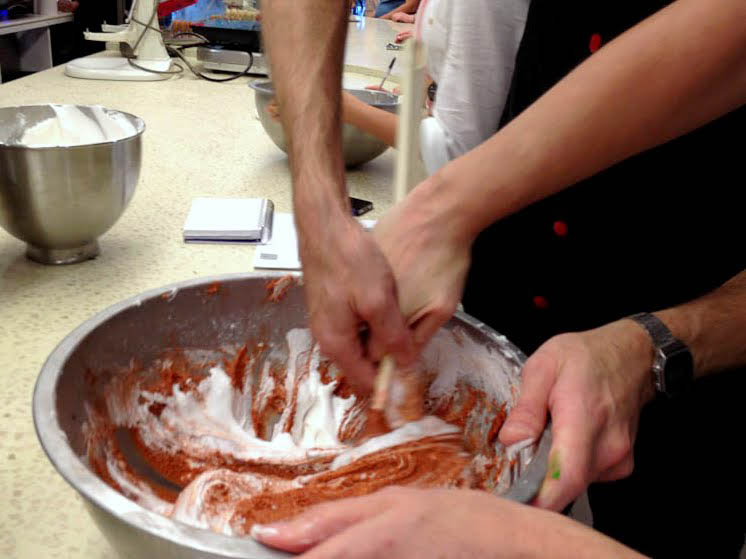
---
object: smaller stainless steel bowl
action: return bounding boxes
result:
[0,105,145,265]
[249,80,397,167]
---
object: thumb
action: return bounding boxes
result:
[251,492,396,553]
[364,301,416,369]
[409,301,456,353]
[499,353,557,446]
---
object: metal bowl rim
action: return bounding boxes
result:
[0,104,146,150]
[32,271,547,557]
[248,79,399,107]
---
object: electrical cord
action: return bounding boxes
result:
[130,0,159,54]
[170,31,210,45]
[126,6,254,81]
[127,57,185,74]
[168,45,253,82]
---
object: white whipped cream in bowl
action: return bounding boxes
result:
[0,104,145,264]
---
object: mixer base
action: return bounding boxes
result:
[27,241,100,265]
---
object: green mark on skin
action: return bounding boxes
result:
[549,453,561,480]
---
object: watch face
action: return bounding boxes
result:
[664,346,694,396]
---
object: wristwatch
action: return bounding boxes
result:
[628,312,694,397]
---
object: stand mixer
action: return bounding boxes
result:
[65,0,173,81]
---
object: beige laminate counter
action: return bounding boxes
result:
[0,17,409,559]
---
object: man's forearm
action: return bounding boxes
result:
[654,270,746,377]
[420,0,746,242]
[262,0,350,233]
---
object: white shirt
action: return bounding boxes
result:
[416,0,529,173]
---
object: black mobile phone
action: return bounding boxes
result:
[349,196,373,216]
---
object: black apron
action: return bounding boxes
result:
[462,2,746,557]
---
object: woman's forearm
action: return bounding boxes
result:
[381,0,420,18]
[422,0,746,243]
[343,92,398,147]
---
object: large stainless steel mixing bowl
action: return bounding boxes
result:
[249,80,397,167]
[33,272,550,559]
[0,105,144,265]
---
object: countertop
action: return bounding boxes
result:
[0,12,73,36]
[0,16,410,559]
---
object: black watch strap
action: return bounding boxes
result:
[629,312,694,397]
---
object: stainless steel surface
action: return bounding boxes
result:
[249,79,397,167]
[198,46,252,66]
[0,105,144,264]
[198,47,269,75]
[33,272,550,559]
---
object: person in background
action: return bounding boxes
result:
[375,0,418,20]
[57,0,79,12]
[412,0,528,173]
[389,11,414,23]
[50,0,119,65]
[356,0,529,175]
[270,0,529,176]
[261,0,746,556]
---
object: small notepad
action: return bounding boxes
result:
[183,198,274,243]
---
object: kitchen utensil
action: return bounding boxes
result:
[358,354,396,440]
[249,80,399,167]
[364,39,427,418]
[392,39,426,202]
[378,56,396,89]
[33,272,550,559]
[0,105,144,264]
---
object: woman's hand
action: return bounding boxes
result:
[252,487,648,559]
[395,30,414,43]
[391,12,415,23]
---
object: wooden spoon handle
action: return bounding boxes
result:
[371,355,396,411]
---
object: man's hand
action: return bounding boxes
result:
[263,0,415,389]
[372,182,472,352]
[499,320,657,511]
[252,487,647,559]
[299,215,415,391]
[395,30,413,43]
